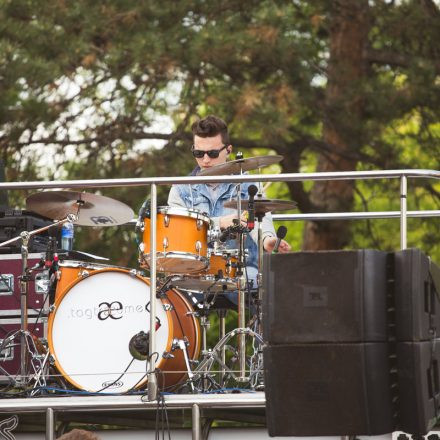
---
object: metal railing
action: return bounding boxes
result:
[1,168,440,440]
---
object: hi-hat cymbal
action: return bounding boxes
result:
[26,191,134,226]
[197,155,283,176]
[224,198,297,214]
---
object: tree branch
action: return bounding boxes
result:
[366,47,440,72]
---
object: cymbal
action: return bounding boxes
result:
[224,198,297,213]
[26,191,134,226]
[197,155,283,176]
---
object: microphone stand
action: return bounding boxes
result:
[0,213,77,388]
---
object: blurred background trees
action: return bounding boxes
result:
[1,0,439,265]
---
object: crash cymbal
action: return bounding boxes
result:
[26,191,134,226]
[198,155,283,176]
[224,198,297,213]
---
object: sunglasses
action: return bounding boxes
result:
[191,144,229,159]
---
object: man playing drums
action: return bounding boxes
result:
[167,115,290,286]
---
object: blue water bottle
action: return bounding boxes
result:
[61,222,74,251]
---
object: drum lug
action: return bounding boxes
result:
[163,303,174,312]
[171,338,188,351]
[196,219,203,231]
[162,351,174,359]
[80,270,90,278]
[164,214,170,227]
[225,261,231,275]
[195,241,202,255]
[163,237,169,252]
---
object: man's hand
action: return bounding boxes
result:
[263,236,291,253]
[219,212,248,229]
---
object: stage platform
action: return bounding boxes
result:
[0,392,266,438]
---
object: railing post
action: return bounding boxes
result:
[45,408,55,440]
[147,183,158,401]
[400,175,407,250]
[192,403,201,440]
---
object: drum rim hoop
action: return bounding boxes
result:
[154,206,211,223]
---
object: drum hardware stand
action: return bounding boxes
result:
[221,154,261,384]
[249,201,267,390]
[206,221,255,385]
[217,309,227,387]
[255,206,266,336]
[191,327,264,390]
[172,339,195,392]
[0,214,77,389]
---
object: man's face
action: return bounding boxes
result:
[193,134,230,170]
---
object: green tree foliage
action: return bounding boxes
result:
[0,0,439,264]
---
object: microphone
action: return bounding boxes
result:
[219,228,231,243]
[129,320,161,361]
[45,237,57,269]
[272,225,287,254]
[136,199,150,231]
[129,331,150,361]
[247,185,258,230]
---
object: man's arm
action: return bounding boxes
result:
[167,185,187,208]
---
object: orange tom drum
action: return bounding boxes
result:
[206,250,239,279]
[141,207,210,274]
[170,249,239,293]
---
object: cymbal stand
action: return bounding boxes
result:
[0,213,77,388]
[255,208,265,336]
[232,154,249,383]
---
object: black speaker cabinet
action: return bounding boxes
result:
[0,210,58,254]
[396,340,440,434]
[264,343,395,436]
[263,250,388,344]
[394,249,440,342]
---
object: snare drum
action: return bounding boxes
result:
[48,267,200,393]
[141,207,210,274]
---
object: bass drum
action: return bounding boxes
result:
[47,268,200,393]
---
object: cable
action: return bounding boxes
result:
[124,352,159,394]
[155,389,171,440]
[95,357,136,393]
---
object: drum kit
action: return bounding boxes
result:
[0,155,296,395]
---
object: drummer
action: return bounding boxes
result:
[167,115,290,286]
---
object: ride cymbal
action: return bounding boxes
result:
[197,155,283,176]
[26,190,134,226]
[224,198,297,214]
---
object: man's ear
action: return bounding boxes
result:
[227,145,232,155]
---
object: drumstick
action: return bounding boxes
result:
[262,181,272,193]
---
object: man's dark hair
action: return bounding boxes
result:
[58,429,101,440]
[191,115,230,145]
